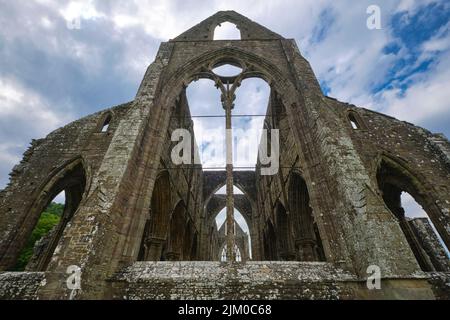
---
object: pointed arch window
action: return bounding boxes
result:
[12,160,86,271]
[100,114,112,133]
[347,111,366,130]
[377,158,450,272]
[213,21,241,40]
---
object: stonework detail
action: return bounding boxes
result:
[0,11,448,299]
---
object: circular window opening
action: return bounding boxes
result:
[212,64,243,77]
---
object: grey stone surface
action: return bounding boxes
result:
[0,272,45,300]
[109,261,356,300]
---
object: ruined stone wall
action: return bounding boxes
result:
[108,261,356,300]
[255,94,302,260]
[155,91,204,258]
[0,102,133,271]
[174,10,283,41]
[0,272,45,300]
[32,43,175,299]
[332,100,450,251]
[408,218,450,271]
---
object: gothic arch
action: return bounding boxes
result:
[4,156,88,271]
[136,47,312,264]
[206,194,253,228]
[275,201,295,260]
[346,109,366,131]
[288,171,325,261]
[376,154,450,270]
[166,201,187,261]
[218,242,246,262]
[204,180,254,209]
[209,17,244,40]
[96,111,114,133]
[157,47,300,115]
[263,219,277,260]
[213,21,241,40]
[137,170,171,261]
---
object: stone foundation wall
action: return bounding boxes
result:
[108,261,356,300]
[0,272,45,299]
[426,272,450,300]
[0,266,447,300]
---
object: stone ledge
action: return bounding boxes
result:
[111,261,356,282]
[0,272,46,300]
[108,261,357,299]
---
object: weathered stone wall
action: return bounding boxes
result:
[334,101,450,253]
[255,93,303,261]
[108,261,356,300]
[0,272,45,299]
[426,272,450,300]
[152,90,204,259]
[0,102,133,271]
[408,218,450,271]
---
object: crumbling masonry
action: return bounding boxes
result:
[0,11,449,299]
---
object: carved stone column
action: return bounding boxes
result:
[145,237,166,261]
[295,238,317,261]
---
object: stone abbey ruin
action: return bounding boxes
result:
[0,11,449,300]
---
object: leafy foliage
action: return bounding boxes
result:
[43,202,64,217]
[14,202,63,271]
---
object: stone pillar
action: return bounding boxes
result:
[295,238,317,261]
[145,237,166,261]
[408,217,450,272]
[279,252,296,261]
[224,84,235,262]
[165,252,181,261]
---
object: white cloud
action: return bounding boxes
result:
[0,77,70,129]
[59,0,105,22]
[377,50,450,126]
[187,77,270,168]
[0,77,74,188]
[0,144,21,166]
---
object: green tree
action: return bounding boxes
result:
[14,203,63,271]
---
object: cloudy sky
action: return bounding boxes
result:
[1,1,449,241]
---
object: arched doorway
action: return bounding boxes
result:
[275,202,295,260]
[14,160,86,271]
[263,220,277,260]
[288,172,325,261]
[138,171,171,261]
[377,157,450,271]
[214,205,251,262]
[166,201,187,261]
